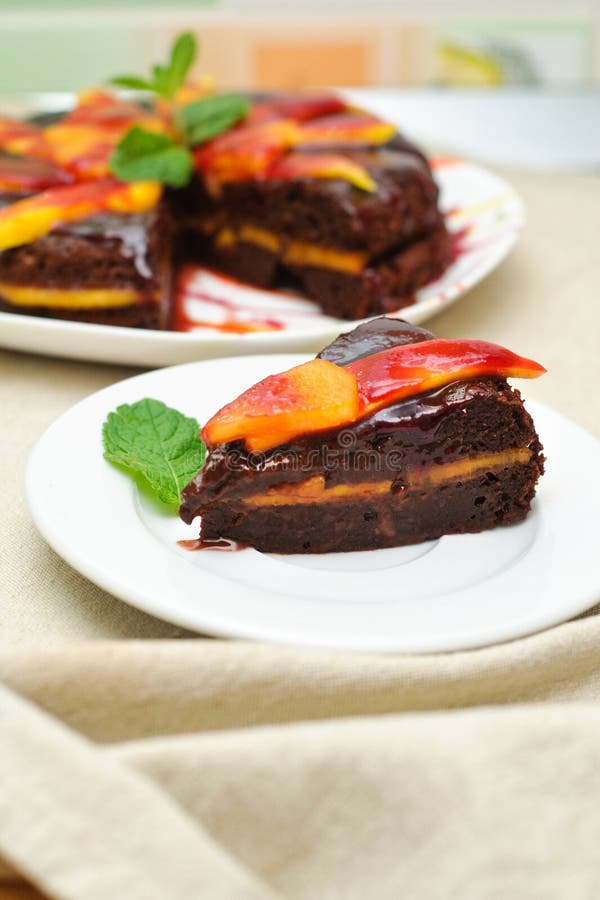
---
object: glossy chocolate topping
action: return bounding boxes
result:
[318,316,434,365]
[54,212,157,280]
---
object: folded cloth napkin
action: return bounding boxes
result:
[2,629,600,900]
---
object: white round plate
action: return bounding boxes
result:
[2,158,523,367]
[25,354,600,653]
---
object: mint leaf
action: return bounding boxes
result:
[109,126,193,187]
[108,32,197,101]
[110,75,154,92]
[102,398,206,512]
[165,32,197,98]
[182,94,249,145]
[151,63,172,99]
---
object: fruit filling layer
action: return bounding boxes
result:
[214,225,369,273]
[237,448,533,507]
[0,283,149,309]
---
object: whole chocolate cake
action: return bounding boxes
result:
[0,89,450,327]
[179,317,546,553]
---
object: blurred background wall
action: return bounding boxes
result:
[0,0,597,92]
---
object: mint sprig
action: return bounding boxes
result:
[108,32,248,188]
[102,398,206,512]
[109,126,193,188]
[182,94,250,145]
[112,32,197,102]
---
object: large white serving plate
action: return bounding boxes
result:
[2,157,523,367]
[26,354,600,653]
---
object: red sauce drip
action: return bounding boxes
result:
[172,264,285,334]
[450,225,471,262]
[178,537,248,552]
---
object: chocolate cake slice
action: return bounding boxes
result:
[180,318,545,553]
[0,192,173,329]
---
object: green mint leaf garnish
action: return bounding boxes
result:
[182,93,250,145]
[110,75,155,92]
[102,398,206,512]
[151,63,172,99]
[110,32,197,102]
[164,32,197,99]
[107,33,244,188]
[109,126,193,188]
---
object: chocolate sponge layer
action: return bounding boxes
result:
[195,461,541,554]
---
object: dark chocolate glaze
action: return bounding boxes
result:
[317,316,434,365]
[53,212,156,280]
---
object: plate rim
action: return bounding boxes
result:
[24,353,600,654]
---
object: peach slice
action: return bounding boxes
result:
[347,339,547,416]
[0,156,72,192]
[247,95,347,125]
[194,120,297,182]
[294,113,396,147]
[202,358,360,453]
[0,179,161,251]
[66,90,156,129]
[0,97,153,180]
[267,152,376,192]
[0,118,49,158]
[40,92,167,180]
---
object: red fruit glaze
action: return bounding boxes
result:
[246,95,347,125]
[294,113,396,146]
[194,121,296,182]
[347,339,546,415]
[0,155,72,192]
[267,152,375,191]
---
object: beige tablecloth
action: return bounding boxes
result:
[1,171,600,900]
